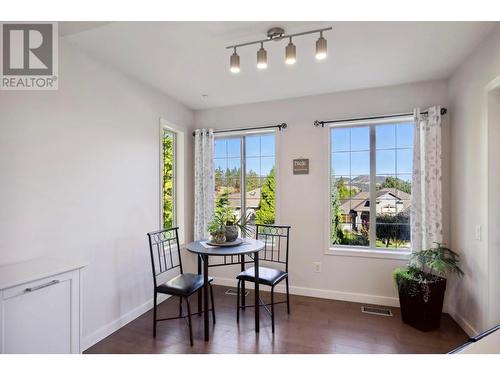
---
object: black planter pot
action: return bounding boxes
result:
[397,276,447,331]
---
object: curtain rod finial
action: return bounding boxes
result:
[314,120,324,128]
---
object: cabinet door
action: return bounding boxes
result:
[3,278,72,353]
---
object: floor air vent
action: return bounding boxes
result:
[361,306,393,317]
[225,289,249,297]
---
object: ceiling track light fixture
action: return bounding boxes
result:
[227,26,331,73]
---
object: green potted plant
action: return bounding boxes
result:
[220,207,238,242]
[207,212,226,244]
[393,242,463,331]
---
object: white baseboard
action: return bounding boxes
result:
[212,277,400,307]
[81,294,170,351]
[448,310,478,337]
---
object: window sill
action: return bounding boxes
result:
[325,246,411,261]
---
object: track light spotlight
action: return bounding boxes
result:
[257,43,267,69]
[230,48,240,73]
[285,37,296,65]
[315,31,327,60]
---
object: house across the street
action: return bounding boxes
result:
[340,188,411,231]
[228,187,261,223]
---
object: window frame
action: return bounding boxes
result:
[214,129,280,225]
[325,116,414,260]
[159,119,186,245]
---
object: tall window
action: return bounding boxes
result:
[214,132,276,225]
[162,129,176,229]
[330,119,414,251]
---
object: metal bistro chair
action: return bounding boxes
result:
[147,227,216,346]
[236,224,291,333]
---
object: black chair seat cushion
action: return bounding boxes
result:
[237,267,287,286]
[156,273,213,296]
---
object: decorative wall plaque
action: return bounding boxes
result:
[293,159,309,175]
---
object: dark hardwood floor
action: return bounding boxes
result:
[84,285,468,354]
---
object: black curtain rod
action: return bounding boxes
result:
[313,108,447,128]
[192,123,287,136]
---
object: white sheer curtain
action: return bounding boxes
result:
[411,106,443,251]
[194,129,215,240]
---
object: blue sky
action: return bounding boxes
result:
[331,122,414,182]
[213,124,413,181]
[214,134,275,177]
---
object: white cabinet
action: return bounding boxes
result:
[0,259,85,353]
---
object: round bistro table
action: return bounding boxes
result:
[185,238,265,341]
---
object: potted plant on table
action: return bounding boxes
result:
[220,207,254,242]
[207,211,226,244]
[393,242,464,331]
[207,207,254,244]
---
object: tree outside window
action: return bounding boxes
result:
[162,130,175,229]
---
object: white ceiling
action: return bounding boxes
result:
[59,22,111,36]
[62,21,496,110]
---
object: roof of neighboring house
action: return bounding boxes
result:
[339,188,411,215]
[227,188,261,209]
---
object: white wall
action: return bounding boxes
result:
[487,87,500,329]
[0,40,194,349]
[447,25,500,335]
[194,80,450,306]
